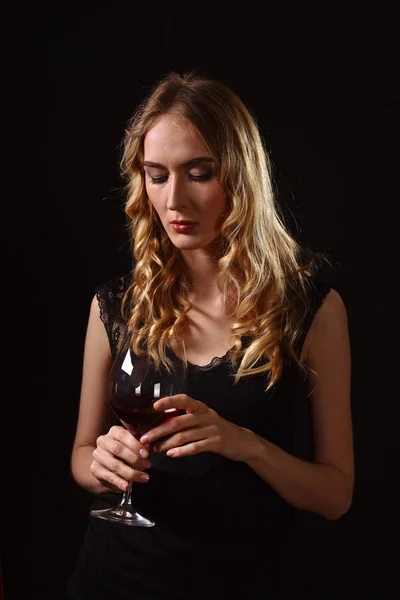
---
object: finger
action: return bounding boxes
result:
[121,456,152,471]
[110,425,151,458]
[93,447,151,484]
[141,412,198,445]
[103,426,150,459]
[96,436,147,468]
[153,394,204,415]
[91,469,129,493]
[90,461,132,493]
[165,439,212,458]
[154,426,213,454]
[186,400,203,414]
[98,435,151,467]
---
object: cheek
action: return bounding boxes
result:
[146,187,163,214]
[207,187,228,216]
[145,181,154,202]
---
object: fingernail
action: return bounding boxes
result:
[143,459,152,469]
[140,474,149,482]
[166,449,175,456]
[140,435,149,445]
[139,448,148,458]
[154,399,165,409]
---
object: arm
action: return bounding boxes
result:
[244,288,354,520]
[70,294,115,494]
[71,295,151,495]
[141,289,354,520]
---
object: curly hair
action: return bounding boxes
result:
[119,70,327,390]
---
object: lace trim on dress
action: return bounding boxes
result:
[95,274,131,359]
[188,337,254,372]
[188,349,235,372]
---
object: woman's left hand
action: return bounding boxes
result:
[139,394,256,462]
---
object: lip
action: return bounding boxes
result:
[170,221,197,225]
[171,222,197,232]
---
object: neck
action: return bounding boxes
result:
[180,247,222,301]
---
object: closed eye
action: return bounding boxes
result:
[149,175,168,185]
[148,173,213,185]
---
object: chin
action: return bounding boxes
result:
[170,239,205,250]
[172,240,222,256]
[165,228,220,251]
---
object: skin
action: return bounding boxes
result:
[143,114,229,298]
[72,114,232,493]
[71,114,354,520]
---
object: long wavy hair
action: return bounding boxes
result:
[120,71,327,390]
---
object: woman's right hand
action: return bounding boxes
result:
[90,425,152,493]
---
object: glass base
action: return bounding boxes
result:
[90,505,155,527]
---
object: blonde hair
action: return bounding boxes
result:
[120,71,327,390]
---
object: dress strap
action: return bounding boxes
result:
[295,276,334,360]
[95,274,131,358]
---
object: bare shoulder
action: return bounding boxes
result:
[302,289,348,362]
[312,288,347,327]
[90,292,101,316]
[83,293,114,369]
[304,288,351,389]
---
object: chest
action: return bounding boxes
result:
[171,303,236,367]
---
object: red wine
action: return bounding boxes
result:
[110,393,183,438]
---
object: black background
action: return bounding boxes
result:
[2,3,396,599]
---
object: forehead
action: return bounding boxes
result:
[144,115,209,164]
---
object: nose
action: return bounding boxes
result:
[166,174,188,211]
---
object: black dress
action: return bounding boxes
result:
[65,273,332,599]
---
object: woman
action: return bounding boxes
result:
[66,71,353,599]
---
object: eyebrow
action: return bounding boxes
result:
[143,157,214,169]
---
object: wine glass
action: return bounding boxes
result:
[91,333,187,527]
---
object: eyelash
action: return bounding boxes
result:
[148,173,212,185]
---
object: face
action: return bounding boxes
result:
[143,115,228,253]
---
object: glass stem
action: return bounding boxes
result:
[119,482,133,507]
